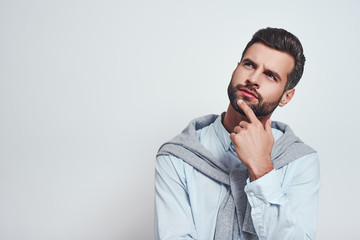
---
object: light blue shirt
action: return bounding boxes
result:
[155,115,320,240]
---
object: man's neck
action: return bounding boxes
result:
[222,104,271,133]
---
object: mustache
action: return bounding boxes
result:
[235,83,260,97]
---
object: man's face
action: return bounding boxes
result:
[227,42,295,117]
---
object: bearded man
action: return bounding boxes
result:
[155,27,320,240]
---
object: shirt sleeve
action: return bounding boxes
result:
[244,152,320,240]
[154,154,197,240]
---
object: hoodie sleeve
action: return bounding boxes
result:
[244,152,320,240]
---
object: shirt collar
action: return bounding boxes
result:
[213,112,233,151]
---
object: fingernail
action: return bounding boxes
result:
[237,99,243,104]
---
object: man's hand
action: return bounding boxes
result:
[230,99,274,181]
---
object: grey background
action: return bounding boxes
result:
[1,0,359,239]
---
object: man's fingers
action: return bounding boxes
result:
[233,125,242,133]
[233,121,249,133]
[239,121,249,129]
[230,132,236,141]
[237,99,258,123]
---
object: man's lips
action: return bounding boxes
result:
[239,88,258,99]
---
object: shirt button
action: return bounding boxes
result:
[249,192,255,197]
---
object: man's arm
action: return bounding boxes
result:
[154,155,197,240]
[245,153,320,239]
[230,99,320,239]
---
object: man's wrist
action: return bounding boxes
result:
[247,157,274,181]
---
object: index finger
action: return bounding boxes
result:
[237,99,259,123]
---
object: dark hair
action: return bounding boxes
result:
[241,27,305,90]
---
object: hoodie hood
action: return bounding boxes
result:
[158,114,315,170]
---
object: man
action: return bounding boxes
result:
[155,28,320,240]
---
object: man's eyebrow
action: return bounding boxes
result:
[241,58,257,67]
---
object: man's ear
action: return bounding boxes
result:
[279,88,295,107]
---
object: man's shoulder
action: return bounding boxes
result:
[270,120,317,169]
[158,114,220,148]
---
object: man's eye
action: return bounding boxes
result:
[266,73,276,80]
[244,63,254,68]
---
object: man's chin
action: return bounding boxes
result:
[230,101,246,116]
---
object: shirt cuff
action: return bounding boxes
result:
[244,169,283,205]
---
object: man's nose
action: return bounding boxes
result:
[246,70,260,88]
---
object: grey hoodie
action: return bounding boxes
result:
[157,114,315,240]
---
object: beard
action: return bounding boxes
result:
[227,81,282,117]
